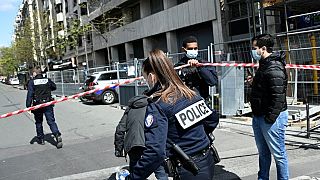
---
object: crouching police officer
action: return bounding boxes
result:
[125,49,219,180]
[26,66,63,148]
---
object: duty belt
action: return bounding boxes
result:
[189,146,210,160]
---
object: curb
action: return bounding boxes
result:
[220,118,320,149]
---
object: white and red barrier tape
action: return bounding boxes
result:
[1,62,319,119]
[0,77,143,119]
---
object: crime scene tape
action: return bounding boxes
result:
[174,62,320,70]
[0,77,143,119]
[1,62,320,119]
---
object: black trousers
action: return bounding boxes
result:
[33,105,60,139]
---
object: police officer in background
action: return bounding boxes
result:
[26,66,63,148]
[126,49,219,180]
[175,36,218,102]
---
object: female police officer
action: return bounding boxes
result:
[126,49,219,180]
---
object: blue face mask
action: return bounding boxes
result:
[251,49,261,61]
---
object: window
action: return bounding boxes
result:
[55,3,63,13]
[229,19,249,36]
[65,0,68,12]
[119,72,128,79]
[80,2,88,15]
[150,0,164,14]
[131,4,140,22]
[98,73,113,80]
[86,33,92,44]
[229,1,248,20]
[57,21,64,31]
[177,0,188,4]
[78,35,82,47]
[98,72,128,80]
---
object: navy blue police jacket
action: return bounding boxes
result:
[175,56,218,98]
[127,83,219,179]
[26,74,56,108]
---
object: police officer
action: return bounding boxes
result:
[26,66,63,148]
[126,49,219,180]
[175,36,218,100]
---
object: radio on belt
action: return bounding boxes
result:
[175,100,212,129]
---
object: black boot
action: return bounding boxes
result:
[37,138,45,145]
[55,134,63,149]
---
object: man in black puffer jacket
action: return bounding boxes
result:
[249,34,289,180]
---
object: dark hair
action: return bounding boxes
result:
[252,34,274,53]
[142,49,196,103]
[182,36,198,48]
[32,66,42,75]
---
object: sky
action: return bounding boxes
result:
[0,0,21,47]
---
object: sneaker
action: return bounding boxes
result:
[55,134,63,149]
[55,134,62,143]
[37,138,45,145]
[116,169,130,180]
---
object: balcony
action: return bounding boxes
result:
[15,16,21,23]
[57,13,64,22]
[55,0,62,4]
[58,30,65,37]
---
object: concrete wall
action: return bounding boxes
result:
[92,0,217,50]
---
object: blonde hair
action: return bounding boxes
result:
[142,49,196,103]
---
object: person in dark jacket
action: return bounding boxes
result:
[125,49,219,180]
[249,34,289,180]
[114,94,168,180]
[26,66,62,148]
[175,36,218,101]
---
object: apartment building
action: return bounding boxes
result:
[67,0,224,68]
[14,0,320,71]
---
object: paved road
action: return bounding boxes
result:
[0,83,319,180]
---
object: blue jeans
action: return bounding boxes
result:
[33,105,60,139]
[252,110,289,180]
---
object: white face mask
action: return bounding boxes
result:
[186,50,198,59]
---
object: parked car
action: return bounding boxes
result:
[9,78,20,85]
[80,70,131,104]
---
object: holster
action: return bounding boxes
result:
[210,144,221,164]
[164,158,180,180]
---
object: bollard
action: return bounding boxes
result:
[306,98,310,139]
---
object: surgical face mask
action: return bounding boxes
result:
[251,49,261,61]
[186,50,198,59]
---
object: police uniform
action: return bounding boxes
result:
[127,84,219,180]
[175,56,218,100]
[26,74,61,142]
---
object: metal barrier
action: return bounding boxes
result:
[209,30,320,138]
[47,31,320,138]
[47,69,83,97]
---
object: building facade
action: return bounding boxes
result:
[76,0,224,68]
[14,0,320,71]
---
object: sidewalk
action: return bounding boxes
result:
[50,117,320,180]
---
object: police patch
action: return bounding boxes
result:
[175,100,212,129]
[145,114,154,128]
[34,79,48,85]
